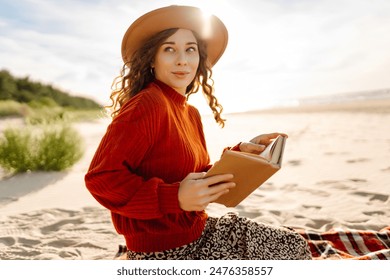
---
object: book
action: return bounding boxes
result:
[205,135,286,207]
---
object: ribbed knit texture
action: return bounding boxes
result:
[85,80,210,252]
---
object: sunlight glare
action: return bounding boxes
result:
[200,10,212,39]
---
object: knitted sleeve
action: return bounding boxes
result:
[84,98,183,220]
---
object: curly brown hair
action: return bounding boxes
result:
[107,28,225,127]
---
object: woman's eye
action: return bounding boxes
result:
[187,47,197,52]
[164,47,175,52]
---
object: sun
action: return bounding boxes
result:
[172,0,240,33]
[194,0,240,30]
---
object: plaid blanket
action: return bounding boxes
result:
[297,226,390,260]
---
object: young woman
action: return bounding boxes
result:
[85,5,311,260]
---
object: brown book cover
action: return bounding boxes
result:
[205,136,286,207]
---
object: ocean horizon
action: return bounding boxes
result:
[296,88,390,106]
[227,88,390,115]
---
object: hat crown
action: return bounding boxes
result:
[121,5,228,67]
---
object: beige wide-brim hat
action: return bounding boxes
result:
[121,5,228,67]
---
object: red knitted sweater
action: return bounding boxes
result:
[85,80,210,252]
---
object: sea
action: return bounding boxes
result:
[295,88,390,106]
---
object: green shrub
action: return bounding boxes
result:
[25,107,67,125]
[28,97,59,108]
[0,124,84,173]
[35,126,84,171]
[0,100,31,118]
[0,128,34,172]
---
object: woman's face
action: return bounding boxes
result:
[152,29,200,95]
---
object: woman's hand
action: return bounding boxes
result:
[178,172,235,211]
[239,132,288,154]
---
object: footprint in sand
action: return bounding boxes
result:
[316,180,340,185]
[287,160,301,166]
[44,239,77,248]
[316,180,351,190]
[299,185,330,197]
[324,152,334,156]
[0,225,30,236]
[59,249,82,259]
[346,158,370,163]
[40,218,84,234]
[349,178,367,183]
[0,197,18,204]
[270,210,282,216]
[302,205,322,210]
[304,218,335,230]
[324,151,350,156]
[18,237,42,247]
[316,179,365,190]
[0,237,16,246]
[363,210,386,216]
[351,191,389,202]
[280,184,298,190]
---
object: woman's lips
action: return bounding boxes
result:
[172,71,189,77]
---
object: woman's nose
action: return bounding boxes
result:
[176,51,188,66]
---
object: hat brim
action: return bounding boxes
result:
[121,5,228,67]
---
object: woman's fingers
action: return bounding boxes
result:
[203,175,235,203]
[179,173,235,211]
[202,173,233,186]
[185,172,206,180]
[240,132,288,154]
[240,142,266,153]
[249,132,288,145]
[207,180,235,194]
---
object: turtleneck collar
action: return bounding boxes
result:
[153,79,187,107]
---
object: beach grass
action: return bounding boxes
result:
[0,124,84,173]
[0,100,32,118]
[0,100,102,176]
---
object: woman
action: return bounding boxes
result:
[85,5,311,260]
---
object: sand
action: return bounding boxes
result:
[0,100,389,260]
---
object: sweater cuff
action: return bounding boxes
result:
[230,142,242,151]
[222,142,242,154]
[159,183,183,214]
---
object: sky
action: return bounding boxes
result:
[1,0,390,113]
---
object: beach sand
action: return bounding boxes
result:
[0,100,389,259]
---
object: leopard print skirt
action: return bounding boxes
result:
[126,212,311,260]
